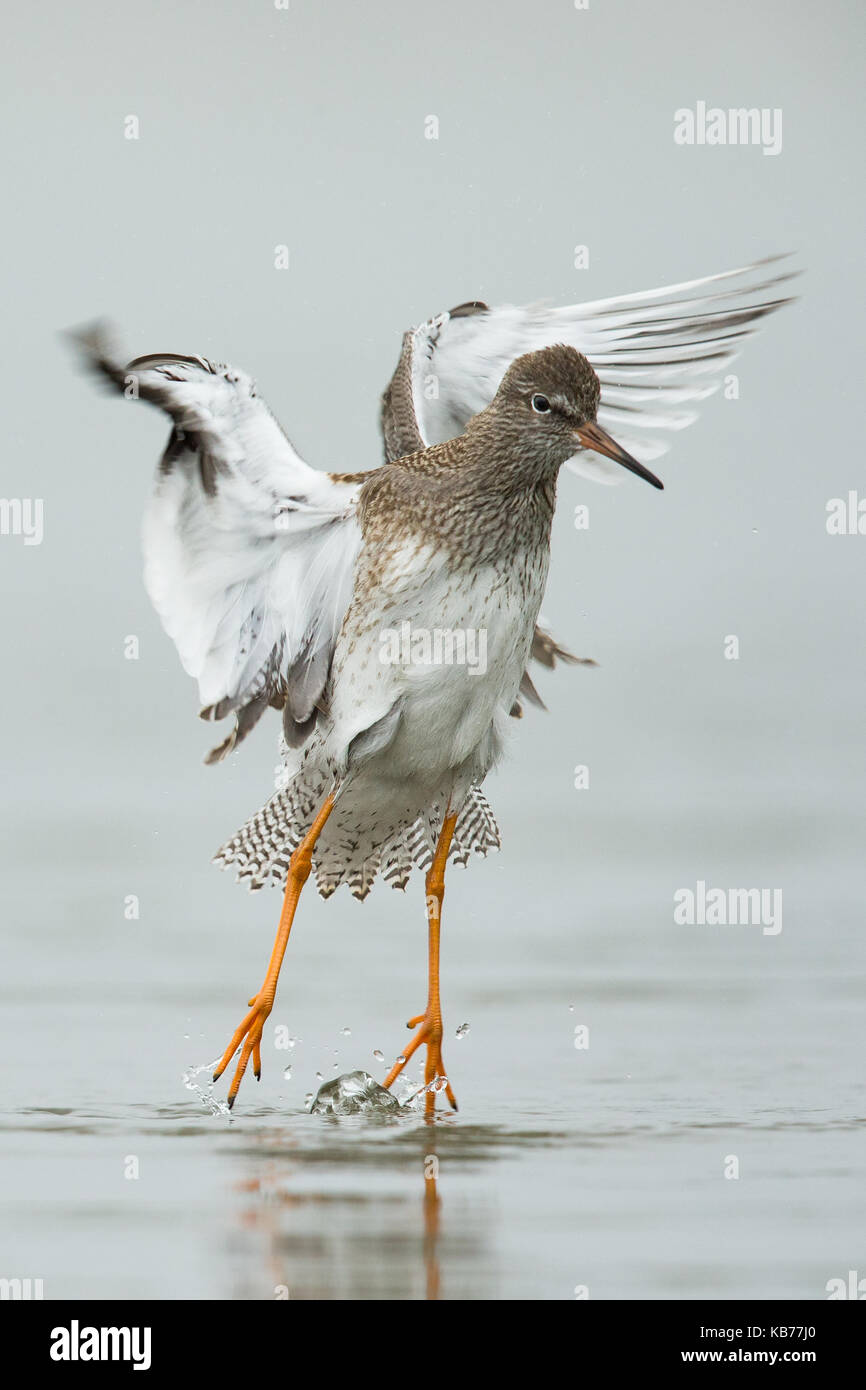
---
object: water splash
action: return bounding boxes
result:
[395,1074,450,1112]
[182,1060,230,1118]
[307,1071,401,1117]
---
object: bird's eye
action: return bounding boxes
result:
[531,394,551,414]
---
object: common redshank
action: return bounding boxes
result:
[72,257,793,1113]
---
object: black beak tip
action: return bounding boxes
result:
[637,461,664,490]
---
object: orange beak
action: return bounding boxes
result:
[575,420,664,490]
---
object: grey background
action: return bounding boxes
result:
[1,0,864,1300]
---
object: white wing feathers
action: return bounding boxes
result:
[395,256,797,483]
[73,325,361,761]
[74,261,794,759]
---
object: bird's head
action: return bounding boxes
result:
[486,344,663,489]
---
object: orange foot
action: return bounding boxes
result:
[383,1012,458,1117]
[212,991,273,1109]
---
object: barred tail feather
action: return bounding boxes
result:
[213,777,501,899]
[211,770,330,892]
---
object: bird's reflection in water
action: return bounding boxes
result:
[225,1122,492,1300]
[422,1147,441,1301]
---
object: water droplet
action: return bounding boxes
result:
[372,1049,384,1062]
[455,1022,470,1039]
[287,1035,301,1049]
[315,1071,323,1081]
[304,1092,313,1108]
[282,1066,292,1081]
[340,1026,351,1037]
[397,1055,406,1065]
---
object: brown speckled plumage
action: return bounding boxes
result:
[376,318,590,699]
[218,346,643,899]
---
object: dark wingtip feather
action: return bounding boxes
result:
[205,692,271,764]
[204,728,237,765]
[519,669,547,712]
[282,705,318,748]
[448,300,489,318]
[64,318,129,392]
[530,626,598,670]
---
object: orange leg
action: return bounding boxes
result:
[384,810,459,1117]
[213,792,336,1109]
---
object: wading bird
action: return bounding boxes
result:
[74,258,793,1113]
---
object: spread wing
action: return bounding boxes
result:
[382,255,797,483]
[380,256,796,709]
[72,323,362,761]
